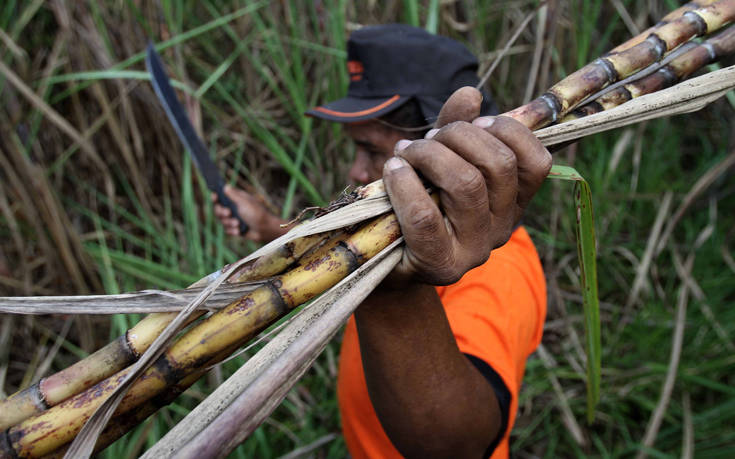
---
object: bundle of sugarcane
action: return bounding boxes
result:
[1,1,735,457]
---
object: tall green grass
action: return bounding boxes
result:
[1,1,734,457]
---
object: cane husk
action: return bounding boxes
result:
[567,24,735,119]
[0,231,332,431]
[3,2,735,458]
[608,0,719,54]
[42,343,240,459]
[2,213,400,458]
[503,0,735,129]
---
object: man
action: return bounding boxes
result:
[215,24,550,458]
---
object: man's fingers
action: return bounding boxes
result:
[433,86,483,129]
[382,156,457,284]
[213,204,232,219]
[430,122,519,247]
[395,138,491,259]
[472,116,552,211]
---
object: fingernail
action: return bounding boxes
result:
[395,139,412,152]
[384,156,407,172]
[472,116,495,129]
[425,128,439,139]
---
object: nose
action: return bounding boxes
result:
[348,150,370,185]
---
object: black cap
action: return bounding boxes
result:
[305,24,495,123]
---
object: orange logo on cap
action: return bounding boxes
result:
[347,60,364,81]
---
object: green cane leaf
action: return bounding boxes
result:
[547,164,601,423]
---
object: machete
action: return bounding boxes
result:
[145,43,249,235]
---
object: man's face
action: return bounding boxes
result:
[345,121,407,184]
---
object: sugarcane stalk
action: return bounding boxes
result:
[42,342,241,459]
[504,0,735,130]
[3,3,733,457]
[41,370,202,459]
[0,230,331,431]
[1,212,400,458]
[566,24,735,119]
[608,0,719,54]
[8,0,730,431]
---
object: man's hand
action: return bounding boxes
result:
[212,186,287,242]
[352,87,550,458]
[382,86,551,286]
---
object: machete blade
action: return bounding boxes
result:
[145,43,248,235]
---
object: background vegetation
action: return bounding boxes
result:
[1,0,733,457]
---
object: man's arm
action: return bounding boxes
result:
[212,185,288,242]
[354,87,551,457]
[356,284,501,457]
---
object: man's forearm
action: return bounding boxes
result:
[354,282,501,458]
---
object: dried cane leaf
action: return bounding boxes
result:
[64,192,393,458]
[0,283,261,314]
[535,65,735,146]
[143,238,403,458]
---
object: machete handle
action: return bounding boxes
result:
[216,187,250,236]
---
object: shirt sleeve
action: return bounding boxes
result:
[435,226,546,455]
[338,226,546,459]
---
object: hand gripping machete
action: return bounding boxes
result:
[145,43,249,235]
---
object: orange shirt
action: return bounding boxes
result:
[337,226,546,458]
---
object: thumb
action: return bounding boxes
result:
[434,86,483,128]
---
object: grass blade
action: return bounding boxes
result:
[547,164,601,422]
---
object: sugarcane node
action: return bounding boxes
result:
[684,10,710,35]
[231,232,330,283]
[667,48,708,79]
[704,41,719,59]
[625,70,668,98]
[0,333,138,431]
[29,385,47,411]
[502,98,550,130]
[2,384,49,422]
[697,0,735,33]
[540,93,562,119]
[344,214,401,265]
[538,92,561,123]
[294,232,351,269]
[655,12,707,51]
[573,22,735,121]
[596,58,619,83]
[122,331,140,360]
[339,241,362,272]
[45,368,207,459]
[152,356,186,387]
[548,64,611,113]
[605,38,662,80]
[654,66,678,86]
[5,281,302,456]
[264,280,289,316]
[275,244,357,309]
[602,87,632,109]
[647,34,667,61]
[604,0,721,55]
[5,3,735,457]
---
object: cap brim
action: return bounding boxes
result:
[305,94,410,122]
